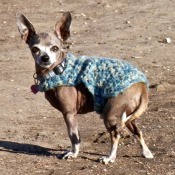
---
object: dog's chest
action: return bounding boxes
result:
[38,53,148,113]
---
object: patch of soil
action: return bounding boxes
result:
[0,0,175,174]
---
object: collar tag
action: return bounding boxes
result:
[53,60,66,75]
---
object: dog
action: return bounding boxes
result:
[16,12,153,164]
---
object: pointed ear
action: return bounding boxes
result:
[54,12,72,42]
[16,13,36,44]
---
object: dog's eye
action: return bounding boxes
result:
[51,46,59,52]
[31,47,40,55]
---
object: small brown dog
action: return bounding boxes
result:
[16,12,153,164]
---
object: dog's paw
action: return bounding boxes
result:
[98,156,115,164]
[142,149,154,159]
[62,151,78,159]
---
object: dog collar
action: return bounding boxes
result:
[53,59,66,75]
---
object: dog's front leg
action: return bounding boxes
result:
[62,113,81,159]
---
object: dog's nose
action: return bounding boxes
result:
[41,54,49,62]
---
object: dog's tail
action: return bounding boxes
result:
[121,89,148,126]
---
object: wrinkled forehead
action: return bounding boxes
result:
[29,32,62,47]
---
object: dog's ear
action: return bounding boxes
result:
[54,12,72,42]
[16,13,36,44]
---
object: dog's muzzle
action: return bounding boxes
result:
[41,54,50,63]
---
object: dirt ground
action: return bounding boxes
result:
[0,0,175,174]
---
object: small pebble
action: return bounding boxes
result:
[81,13,86,17]
[164,38,171,43]
[131,56,143,59]
[19,109,22,113]
[105,3,110,8]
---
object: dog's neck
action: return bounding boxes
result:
[35,51,66,78]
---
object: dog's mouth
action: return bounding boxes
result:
[36,59,51,68]
[40,61,51,68]
[41,61,50,65]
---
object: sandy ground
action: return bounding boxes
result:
[0,0,175,174]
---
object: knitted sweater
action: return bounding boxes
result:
[38,53,148,113]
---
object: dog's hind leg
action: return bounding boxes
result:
[62,113,81,159]
[99,128,120,164]
[126,120,153,158]
[124,85,153,158]
[99,111,123,164]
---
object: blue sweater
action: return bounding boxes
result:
[38,53,148,113]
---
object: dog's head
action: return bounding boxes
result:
[16,12,71,68]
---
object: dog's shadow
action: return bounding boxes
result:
[0,140,143,162]
[0,140,65,157]
[0,140,106,162]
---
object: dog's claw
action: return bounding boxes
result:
[62,151,78,159]
[98,156,115,164]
